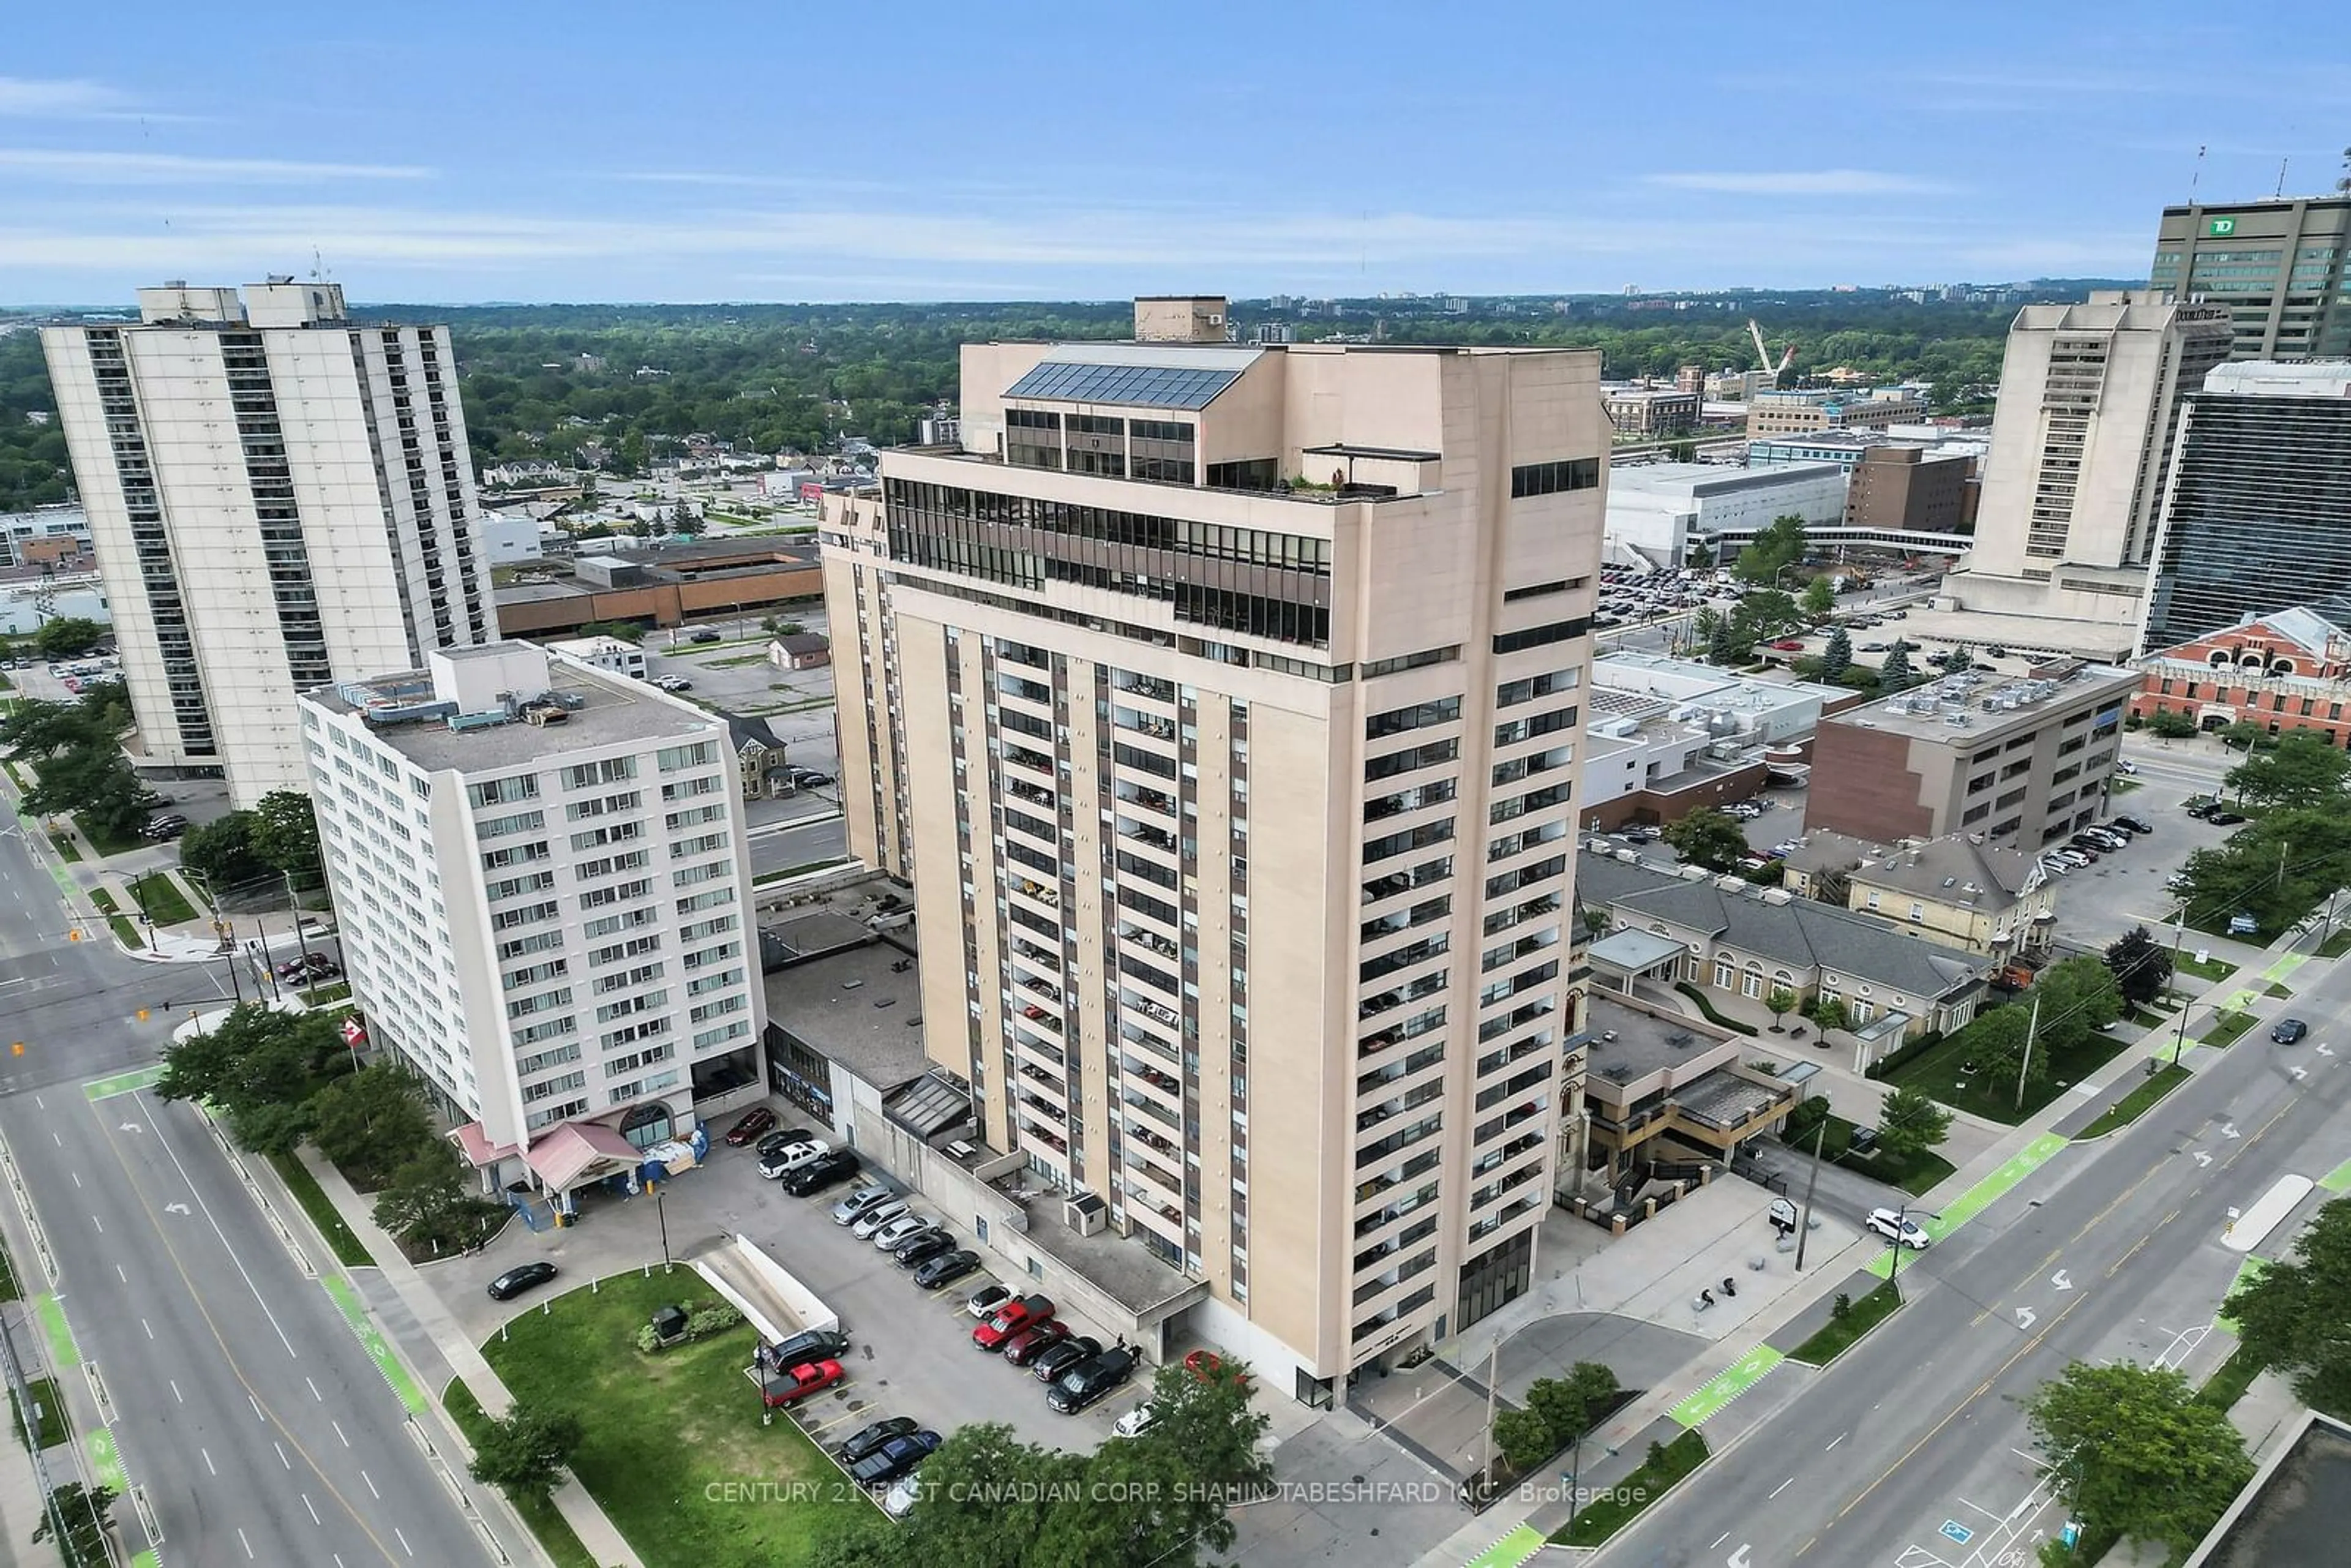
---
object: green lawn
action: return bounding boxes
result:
[301,981,352,1007]
[2108,777,2143,794]
[45,832,79,863]
[130,873,198,925]
[268,1152,376,1268]
[2077,1064,2191,1140]
[1552,1430,1709,1546]
[2203,1011,2257,1048]
[478,1272,867,1568]
[2197,1344,2265,1414]
[1880,1021,2134,1125]
[1788,1281,1904,1366]
[74,814,144,856]
[1787,1111,1954,1196]
[9,1375,66,1451]
[104,914,144,950]
[443,1378,599,1568]
[2319,929,2351,959]
[88,887,117,915]
[2265,981,2293,1000]
[1674,983,1759,1036]
[2175,952,2236,983]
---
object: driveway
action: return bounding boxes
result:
[424,1112,1134,1455]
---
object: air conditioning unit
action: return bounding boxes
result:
[1063,1191,1109,1237]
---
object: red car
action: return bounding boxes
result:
[725,1106,778,1147]
[1002,1321,1071,1368]
[761,1359,843,1406]
[972,1294,1055,1352]
[1769,639,1806,651]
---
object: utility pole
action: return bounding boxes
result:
[1480,1338,1500,1493]
[2170,917,2195,1067]
[2015,996,2043,1113]
[1794,1109,1828,1271]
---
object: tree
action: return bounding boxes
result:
[1764,986,1798,1030]
[309,1065,434,1191]
[155,1003,347,1146]
[1706,617,1740,666]
[1952,1004,2039,1091]
[32,1480,115,1567]
[2147,708,2199,739]
[372,1145,492,1252]
[1810,996,1851,1033]
[1666,438,1698,462]
[2227,732,2351,813]
[2230,1195,2351,1419]
[1492,1408,1554,1473]
[2028,956,2124,1055]
[248,790,323,887]
[32,616,103,657]
[2217,719,2273,752]
[1662,808,1751,872]
[2102,925,2173,1008]
[1733,514,1809,585]
[1944,645,1972,675]
[1801,577,1836,620]
[1875,1086,1953,1160]
[1879,643,1915,690]
[2025,1360,2252,1559]
[1525,1362,1619,1449]
[176,809,266,895]
[1818,625,1853,681]
[1730,589,1804,644]
[468,1400,584,1502]
[1685,541,1715,568]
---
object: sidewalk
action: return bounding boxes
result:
[0,1301,78,1568]
[285,1148,645,1568]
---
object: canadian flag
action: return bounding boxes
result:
[340,1017,367,1047]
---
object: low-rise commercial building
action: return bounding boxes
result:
[1578,994,1793,1191]
[1807,661,2139,850]
[1780,830,2057,959]
[1579,690,1769,830]
[301,642,765,1199]
[1744,388,1929,437]
[1603,386,1701,439]
[1845,445,1974,535]
[495,538,822,637]
[2132,606,2351,742]
[1605,461,1847,568]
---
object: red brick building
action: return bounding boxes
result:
[2131,608,2351,745]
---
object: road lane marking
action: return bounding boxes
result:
[70,1171,80,1188]
[274,1440,290,1470]
[138,1091,298,1357]
[1825,1432,1846,1450]
[332,1419,348,1447]
[201,1447,215,1476]
[141,1317,151,1338]
[89,1214,101,1233]
[168,1379,179,1402]
[1769,1477,1794,1499]
[303,1493,320,1525]
[362,1469,378,1499]
[114,1264,125,1283]
[1711,1532,1731,1549]
[250,1394,264,1421]
[238,1526,253,1559]
[306,1376,321,1401]
[394,1526,412,1558]
[1957,1496,1999,1518]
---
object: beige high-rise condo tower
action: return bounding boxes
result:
[820,298,1605,1400]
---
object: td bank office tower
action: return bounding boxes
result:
[817,298,1602,1402]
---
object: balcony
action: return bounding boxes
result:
[1354,1215,1439,1277]
[1123,1144,1184,1201]
[1017,1059,1069,1097]
[1356,1111,1442,1167]
[1122,991,1181,1032]
[1359,970,1446,1024]
[1017,1089,1067,1126]
[1125,1118,1180,1161]
[1007,778,1059,812]
[1116,674,1176,704]
[1115,781,1177,820]
[1358,1042,1446,1097]
[1117,819,1180,855]
[1123,1090,1180,1133]
[1009,877,1060,912]
[1002,745,1056,782]
[1117,923,1181,964]
[1122,1056,1183,1098]
[1011,1030,1065,1070]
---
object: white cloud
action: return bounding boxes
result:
[1642,170,1955,197]
[0,75,201,123]
[0,149,431,184]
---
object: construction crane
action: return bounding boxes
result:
[1747,318,1796,381]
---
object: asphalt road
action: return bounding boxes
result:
[1614,953,2351,1568]
[746,805,846,878]
[1,803,502,1565]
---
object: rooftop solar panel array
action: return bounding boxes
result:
[1003,359,1242,410]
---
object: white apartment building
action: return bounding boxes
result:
[44,281,494,805]
[1947,290,2232,625]
[822,298,1605,1402]
[299,643,763,1192]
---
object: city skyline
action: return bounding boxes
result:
[4,1,2350,303]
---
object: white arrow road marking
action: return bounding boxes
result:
[163,1202,189,1215]
[118,1122,141,1134]
[1728,1546,1752,1568]
[2221,1122,2241,1139]
[2051,1270,2073,1291]
[2017,1307,2038,1329]
[2194,1152,2213,1168]
[2291,1067,2309,1081]
[2320,1044,2336,1057]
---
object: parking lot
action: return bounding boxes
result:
[435,1112,1141,1460]
[641,605,841,784]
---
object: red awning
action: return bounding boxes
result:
[452,1122,520,1169]
[525,1121,642,1191]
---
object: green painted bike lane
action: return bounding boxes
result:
[1865,1132,2068,1280]
[2216,1256,2271,1335]
[2319,1155,2351,1195]
[32,1294,81,1370]
[86,1427,126,1491]
[1671,1345,1785,1428]
[83,1064,165,1102]
[1463,1522,1547,1568]
[321,1272,427,1416]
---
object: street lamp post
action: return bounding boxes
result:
[654,1182,672,1274]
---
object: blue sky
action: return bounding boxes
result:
[3,1,2349,304]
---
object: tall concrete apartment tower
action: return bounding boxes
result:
[820,298,1605,1400]
[43,281,495,805]
[2141,361,2351,651]
[2151,196,2351,359]
[1945,291,2230,631]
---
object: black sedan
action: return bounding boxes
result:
[780,1151,861,1195]
[847,1430,940,1488]
[1046,1346,1139,1414]
[763,1328,852,1370]
[912,1249,981,1291]
[486,1261,557,1301]
[892,1231,956,1269]
[1030,1335,1103,1384]
[835,1416,919,1466]
[754,1127,817,1157]
[2273,1018,2311,1044]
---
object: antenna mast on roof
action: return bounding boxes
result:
[2188,144,2205,201]
[2276,158,2291,199]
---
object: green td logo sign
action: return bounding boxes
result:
[2207,217,2238,237]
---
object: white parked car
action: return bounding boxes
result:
[850,1200,911,1240]
[1111,1402,1159,1439]
[882,1471,924,1519]
[759,1139,831,1179]
[871,1214,934,1251]
[1866,1207,1932,1250]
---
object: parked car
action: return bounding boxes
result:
[1865,1208,1931,1249]
[973,1294,1055,1351]
[1047,1346,1139,1413]
[725,1107,779,1147]
[966,1283,1013,1320]
[655,675,693,692]
[757,1141,818,1179]
[882,1470,926,1518]
[276,951,339,981]
[760,1359,844,1406]
[141,814,189,840]
[836,1416,920,1465]
[2228,912,2260,936]
[486,1261,558,1300]
[850,1199,912,1240]
[871,1214,934,1251]
[1002,1321,1072,1368]
[755,1127,817,1157]
[688,629,724,644]
[892,1231,957,1269]
[791,769,834,788]
[763,1328,851,1369]
[831,1184,899,1225]
[1768,639,1805,652]
[2209,809,2248,827]
[2272,1018,2310,1044]
[2113,814,2156,835]
[1111,1401,1160,1439]
[848,1430,941,1488]
[912,1250,981,1290]
[1031,1335,1104,1383]
[779,1150,860,1195]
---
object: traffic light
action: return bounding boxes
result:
[10,1043,23,1057]
[135,1008,149,1022]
